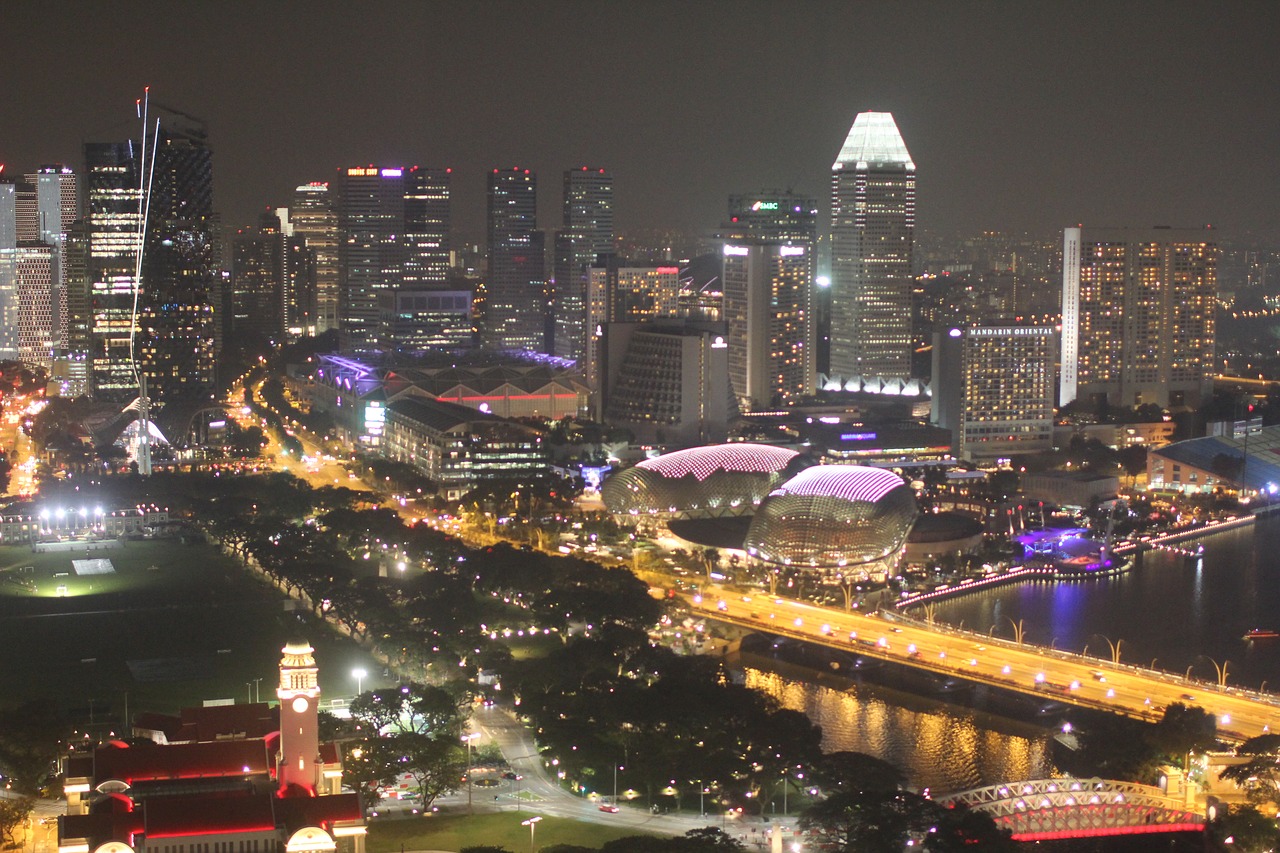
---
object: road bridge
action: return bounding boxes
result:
[689,593,1280,744]
[942,778,1203,840]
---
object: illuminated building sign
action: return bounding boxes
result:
[711,336,728,349]
[840,432,877,441]
[779,246,806,257]
[750,201,779,211]
[365,402,385,436]
[723,245,749,257]
[380,168,403,178]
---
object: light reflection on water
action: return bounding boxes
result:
[742,667,1056,792]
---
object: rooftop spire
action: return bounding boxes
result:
[833,111,914,171]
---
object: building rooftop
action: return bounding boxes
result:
[833,111,914,171]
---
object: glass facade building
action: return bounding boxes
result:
[601,444,801,517]
[829,112,916,383]
[744,465,917,573]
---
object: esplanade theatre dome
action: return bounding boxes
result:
[744,465,918,571]
[601,443,803,517]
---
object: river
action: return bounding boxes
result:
[737,515,1280,792]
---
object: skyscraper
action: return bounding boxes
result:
[291,182,339,334]
[84,108,218,406]
[402,167,451,287]
[554,167,614,361]
[1061,226,1218,410]
[829,111,916,382]
[485,168,545,352]
[721,241,813,411]
[335,167,407,351]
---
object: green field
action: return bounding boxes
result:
[0,539,384,725]
[367,811,655,853]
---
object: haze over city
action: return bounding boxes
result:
[5,1,1279,240]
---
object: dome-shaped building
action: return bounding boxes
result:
[744,465,918,574]
[602,444,803,518]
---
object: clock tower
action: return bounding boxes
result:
[277,639,321,792]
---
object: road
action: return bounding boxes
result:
[428,706,798,842]
[693,592,1280,744]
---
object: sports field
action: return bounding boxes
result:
[0,539,383,725]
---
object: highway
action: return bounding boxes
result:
[690,592,1280,744]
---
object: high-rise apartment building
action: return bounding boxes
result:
[829,111,916,382]
[291,182,340,334]
[721,241,813,411]
[30,166,78,245]
[0,180,22,359]
[1060,226,1218,410]
[553,167,614,361]
[932,325,1055,459]
[485,168,545,352]
[15,243,56,366]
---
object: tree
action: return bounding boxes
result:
[1151,702,1217,765]
[0,797,34,848]
[0,699,66,794]
[809,751,905,795]
[1207,804,1279,853]
[801,789,1014,853]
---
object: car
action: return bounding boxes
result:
[1180,693,1196,702]
[599,804,620,813]
[502,771,520,780]
[1091,671,1107,682]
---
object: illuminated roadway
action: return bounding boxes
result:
[690,592,1280,744]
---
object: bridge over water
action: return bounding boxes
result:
[943,778,1204,841]
[691,593,1280,743]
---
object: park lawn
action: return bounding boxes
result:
[0,539,383,721]
[367,812,656,853]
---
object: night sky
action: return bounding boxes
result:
[5,1,1279,243]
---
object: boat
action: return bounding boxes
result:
[1243,628,1280,641]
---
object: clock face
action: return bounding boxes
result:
[292,696,310,714]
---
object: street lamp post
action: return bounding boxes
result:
[352,667,367,696]
[521,816,541,853]
[1006,617,1025,645]
[463,732,480,813]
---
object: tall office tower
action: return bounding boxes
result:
[485,168,545,352]
[335,167,407,351]
[0,181,20,359]
[829,111,916,382]
[553,167,614,361]
[230,217,286,346]
[402,167,451,287]
[83,142,143,398]
[28,166,78,364]
[721,241,813,411]
[1061,226,1218,410]
[29,166,78,244]
[15,243,56,366]
[60,219,90,389]
[135,112,218,405]
[932,325,1055,459]
[281,232,315,338]
[291,182,339,334]
[84,110,218,406]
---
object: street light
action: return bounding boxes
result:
[352,667,367,696]
[463,732,481,813]
[521,816,542,853]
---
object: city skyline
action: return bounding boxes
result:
[3,1,1278,245]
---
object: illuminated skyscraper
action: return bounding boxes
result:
[1061,226,1218,410]
[829,111,916,382]
[335,166,407,351]
[485,168,545,352]
[291,182,339,333]
[402,167,451,287]
[84,108,218,406]
[721,241,813,411]
[554,167,613,361]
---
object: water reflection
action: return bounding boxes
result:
[742,667,1055,791]
[929,522,1280,688]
